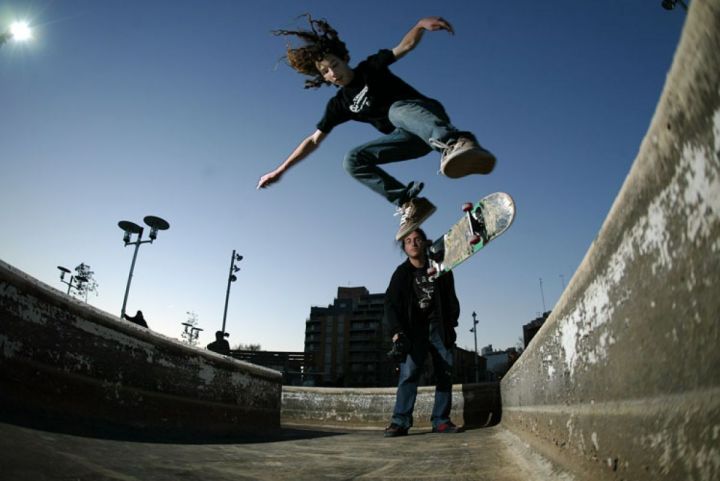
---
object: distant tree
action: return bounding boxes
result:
[181,311,201,346]
[72,263,99,302]
[233,343,262,351]
[515,336,525,354]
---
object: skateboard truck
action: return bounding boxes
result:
[426,238,445,278]
[464,202,488,245]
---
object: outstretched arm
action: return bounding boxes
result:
[392,16,454,60]
[257,129,327,189]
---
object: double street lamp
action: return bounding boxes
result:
[57,265,85,295]
[221,250,243,336]
[117,215,170,319]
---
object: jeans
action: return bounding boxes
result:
[390,324,454,429]
[343,99,464,206]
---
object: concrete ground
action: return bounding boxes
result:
[0,421,574,481]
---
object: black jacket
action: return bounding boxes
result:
[384,259,461,348]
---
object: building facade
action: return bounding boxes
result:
[304,286,487,387]
[304,287,392,387]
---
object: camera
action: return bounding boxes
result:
[386,334,411,363]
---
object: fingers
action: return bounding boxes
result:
[423,16,454,34]
[436,17,454,34]
[257,176,272,189]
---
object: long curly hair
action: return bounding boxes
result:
[273,14,350,89]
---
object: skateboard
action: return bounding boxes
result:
[427,192,515,279]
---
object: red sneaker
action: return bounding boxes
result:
[432,421,463,433]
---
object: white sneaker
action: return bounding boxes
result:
[395,197,436,241]
[433,137,496,178]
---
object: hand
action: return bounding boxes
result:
[257,169,283,189]
[418,16,454,35]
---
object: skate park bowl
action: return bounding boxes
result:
[500,1,720,479]
[1,0,719,479]
[0,259,283,440]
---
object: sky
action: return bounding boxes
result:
[0,1,686,353]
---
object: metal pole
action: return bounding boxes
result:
[472,311,479,383]
[221,249,235,335]
[120,228,143,319]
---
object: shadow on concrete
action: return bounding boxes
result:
[0,410,347,445]
[460,382,502,429]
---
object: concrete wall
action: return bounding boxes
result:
[501,1,720,480]
[0,260,282,439]
[282,383,501,429]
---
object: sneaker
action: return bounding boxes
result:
[395,197,436,241]
[433,136,496,178]
[384,423,409,437]
[432,421,463,433]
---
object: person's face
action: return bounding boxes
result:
[403,231,427,259]
[316,54,353,87]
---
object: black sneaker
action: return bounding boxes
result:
[384,423,409,437]
[432,421,463,433]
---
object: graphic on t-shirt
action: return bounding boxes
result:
[350,85,370,113]
[414,270,435,310]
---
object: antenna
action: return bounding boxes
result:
[539,277,546,313]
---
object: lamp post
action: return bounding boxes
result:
[181,322,203,346]
[1,21,32,47]
[57,266,79,295]
[469,311,479,383]
[221,249,243,336]
[117,215,169,319]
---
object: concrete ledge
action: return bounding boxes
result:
[0,259,283,438]
[282,382,500,429]
[501,1,720,480]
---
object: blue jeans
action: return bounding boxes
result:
[390,325,454,429]
[343,99,465,206]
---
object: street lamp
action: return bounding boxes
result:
[57,266,79,295]
[221,249,243,336]
[469,311,480,383]
[117,215,170,319]
[181,322,203,345]
[1,21,32,47]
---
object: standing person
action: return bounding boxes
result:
[207,331,231,355]
[257,15,496,240]
[123,310,148,328]
[384,228,462,436]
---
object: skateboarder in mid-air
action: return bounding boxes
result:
[257,15,496,240]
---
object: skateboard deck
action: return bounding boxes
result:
[427,192,515,279]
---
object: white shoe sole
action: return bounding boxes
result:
[441,149,496,178]
[395,205,437,240]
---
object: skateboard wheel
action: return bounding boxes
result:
[469,235,481,245]
[427,267,437,276]
[462,202,473,212]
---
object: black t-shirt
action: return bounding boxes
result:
[412,266,439,327]
[316,49,429,135]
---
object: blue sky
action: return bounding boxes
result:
[0,1,685,352]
